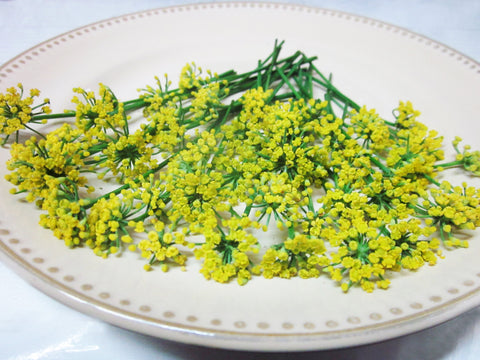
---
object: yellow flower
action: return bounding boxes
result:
[0,84,52,140]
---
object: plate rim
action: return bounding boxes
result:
[1,1,480,78]
[2,236,480,351]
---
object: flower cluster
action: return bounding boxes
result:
[2,41,480,292]
[0,84,52,142]
[6,123,88,203]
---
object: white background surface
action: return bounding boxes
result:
[1,0,480,359]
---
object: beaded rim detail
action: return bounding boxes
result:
[1,231,480,336]
[0,3,478,82]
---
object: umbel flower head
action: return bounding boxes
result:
[0,84,51,143]
[451,136,480,176]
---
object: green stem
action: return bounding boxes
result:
[310,64,360,110]
[369,155,394,177]
[424,174,441,187]
[434,160,463,169]
[31,111,76,121]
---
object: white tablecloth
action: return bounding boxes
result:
[1,1,480,359]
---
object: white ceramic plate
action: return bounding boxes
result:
[1,2,480,352]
